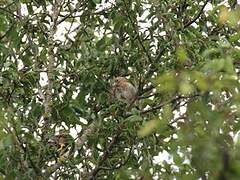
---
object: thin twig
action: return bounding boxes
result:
[139,92,159,100]
[141,96,180,114]
[0,7,20,18]
[141,94,200,114]
[169,115,186,125]
[57,4,115,25]
[183,0,209,29]
[98,145,133,171]
[122,0,152,63]
[0,23,14,40]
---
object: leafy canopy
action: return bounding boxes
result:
[0,0,240,179]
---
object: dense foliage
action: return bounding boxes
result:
[0,0,240,179]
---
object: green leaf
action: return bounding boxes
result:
[88,0,96,9]
[229,31,240,42]
[59,106,78,125]
[153,71,177,94]
[138,119,159,137]
[125,114,142,123]
[2,135,12,149]
[30,102,42,118]
[96,36,110,51]
[176,46,188,63]
[202,48,221,59]
[192,71,208,92]
[75,90,87,108]
[179,72,194,95]
[113,16,127,31]
[223,57,234,73]
[0,15,7,32]
[202,59,225,73]
[27,4,33,14]
[138,115,169,137]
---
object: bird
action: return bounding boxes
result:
[110,77,138,106]
[47,131,74,162]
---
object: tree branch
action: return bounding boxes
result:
[141,94,200,114]
[169,115,186,125]
[57,3,115,25]
[75,122,96,149]
[87,128,122,180]
[43,0,62,131]
[183,0,209,29]
[139,92,159,100]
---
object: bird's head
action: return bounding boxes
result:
[113,77,128,86]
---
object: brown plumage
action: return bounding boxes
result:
[110,77,138,105]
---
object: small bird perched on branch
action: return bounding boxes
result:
[110,77,138,106]
[48,131,74,162]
